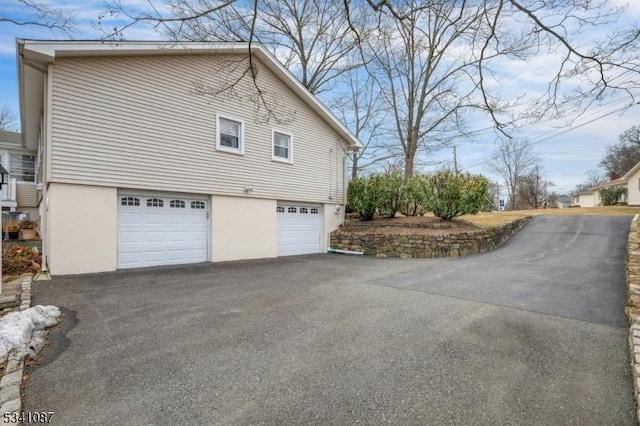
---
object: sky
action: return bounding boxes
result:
[0,0,639,196]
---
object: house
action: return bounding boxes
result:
[574,190,596,207]
[555,195,571,208]
[573,177,628,207]
[623,162,640,206]
[17,40,362,275]
[0,130,38,218]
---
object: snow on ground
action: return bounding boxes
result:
[0,306,61,364]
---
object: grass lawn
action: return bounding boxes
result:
[461,206,640,228]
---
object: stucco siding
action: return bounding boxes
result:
[211,196,277,261]
[50,54,347,204]
[323,203,344,253]
[48,183,117,274]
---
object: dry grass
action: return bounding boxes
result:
[461,206,640,228]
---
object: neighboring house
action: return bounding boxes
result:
[574,190,596,207]
[555,195,571,208]
[17,40,362,275]
[590,178,627,205]
[623,162,640,206]
[0,130,38,218]
[573,177,628,207]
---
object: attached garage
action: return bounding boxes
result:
[277,203,322,256]
[118,193,209,269]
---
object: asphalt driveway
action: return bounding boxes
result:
[25,215,635,425]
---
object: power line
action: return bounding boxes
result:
[462,100,640,170]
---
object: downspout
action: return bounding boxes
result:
[40,63,54,276]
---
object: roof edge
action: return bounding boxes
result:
[17,39,363,150]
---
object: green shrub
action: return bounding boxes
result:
[401,175,429,216]
[376,173,404,218]
[600,187,627,206]
[347,176,380,221]
[425,171,490,220]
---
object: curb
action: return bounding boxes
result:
[0,277,32,421]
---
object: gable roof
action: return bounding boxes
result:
[0,130,21,145]
[591,177,627,190]
[17,39,363,151]
[623,161,640,180]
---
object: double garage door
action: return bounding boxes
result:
[118,194,323,268]
[118,194,209,269]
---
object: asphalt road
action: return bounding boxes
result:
[25,215,635,425]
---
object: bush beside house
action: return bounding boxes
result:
[347,171,491,220]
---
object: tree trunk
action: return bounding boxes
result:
[404,154,414,178]
[351,154,359,181]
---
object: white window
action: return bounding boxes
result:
[10,154,35,182]
[170,200,185,208]
[191,201,206,209]
[277,206,285,213]
[216,114,244,154]
[272,130,293,163]
[121,197,140,206]
[300,207,308,214]
[288,207,297,213]
[310,208,319,214]
[147,198,164,207]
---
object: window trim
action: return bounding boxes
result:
[271,129,293,164]
[216,114,245,155]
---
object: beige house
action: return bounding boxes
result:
[17,40,361,275]
[0,130,38,217]
[574,190,596,207]
[623,163,640,206]
[573,177,628,207]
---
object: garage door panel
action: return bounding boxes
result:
[277,203,321,256]
[118,194,209,269]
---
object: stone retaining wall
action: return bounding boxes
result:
[330,217,531,258]
[625,215,640,423]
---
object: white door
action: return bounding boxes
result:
[277,204,322,256]
[118,194,208,269]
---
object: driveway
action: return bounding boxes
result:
[25,215,635,425]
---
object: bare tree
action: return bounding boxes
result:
[573,169,608,194]
[1,0,74,33]
[99,0,640,174]
[517,165,554,209]
[487,139,539,210]
[0,103,17,131]
[363,2,495,178]
[330,72,395,179]
[104,0,364,96]
[600,125,640,176]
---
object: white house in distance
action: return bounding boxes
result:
[622,162,640,206]
[572,168,640,207]
[17,40,362,275]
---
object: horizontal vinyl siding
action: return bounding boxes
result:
[50,55,347,204]
[16,182,37,207]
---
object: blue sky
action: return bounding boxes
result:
[1,0,639,195]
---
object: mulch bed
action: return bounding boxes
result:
[341,216,482,235]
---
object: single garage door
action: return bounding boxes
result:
[277,204,322,256]
[118,193,208,269]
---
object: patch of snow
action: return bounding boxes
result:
[0,306,61,364]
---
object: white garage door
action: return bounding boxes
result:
[277,204,322,256]
[118,194,208,269]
